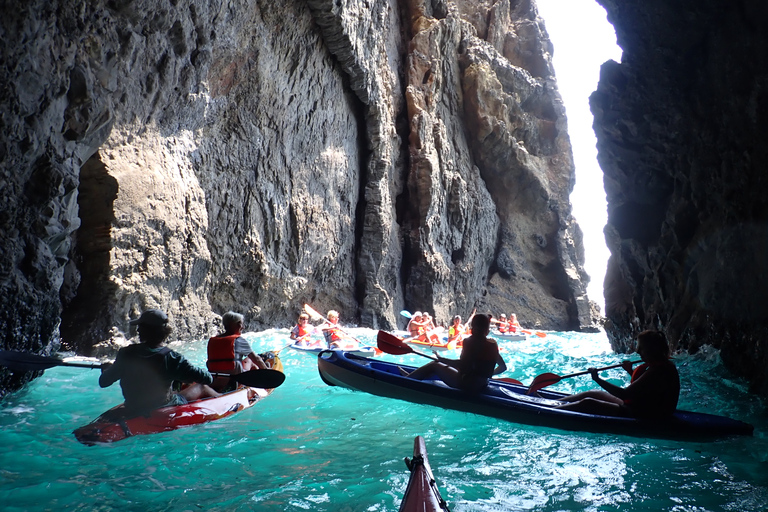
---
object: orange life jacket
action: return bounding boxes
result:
[207,334,240,372]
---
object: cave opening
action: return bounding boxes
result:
[59,152,119,355]
[535,0,622,313]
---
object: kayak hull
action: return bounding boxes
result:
[317,351,753,441]
[74,357,284,445]
[399,436,449,512]
[489,331,527,341]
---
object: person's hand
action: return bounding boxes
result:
[588,367,599,380]
[621,360,634,373]
[100,362,113,373]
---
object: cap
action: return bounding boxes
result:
[129,309,169,327]
[413,311,422,317]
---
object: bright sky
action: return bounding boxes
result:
[535,0,622,313]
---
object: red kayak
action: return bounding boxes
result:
[74,356,284,445]
[399,436,450,512]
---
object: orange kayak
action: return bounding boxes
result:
[74,356,284,445]
[399,435,450,512]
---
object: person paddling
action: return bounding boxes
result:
[320,310,358,350]
[207,311,268,391]
[99,309,220,413]
[400,314,507,392]
[290,313,319,347]
[555,330,680,418]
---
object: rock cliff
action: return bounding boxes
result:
[1,0,597,394]
[593,0,768,396]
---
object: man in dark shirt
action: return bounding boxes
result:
[99,309,219,412]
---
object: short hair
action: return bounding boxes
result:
[327,310,339,319]
[471,314,491,334]
[453,315,462,322]
[222,311,244,330]
[637,330,670,361]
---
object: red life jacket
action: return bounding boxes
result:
[207,334,240,372]
[294,325,312,338]
[631,363,650,383]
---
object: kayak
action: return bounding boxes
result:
[290,342,378,357]
[317,351,754,440]
[406,337,460,352]
[74,356,284,445]
[399,436,450,512]
[489,330,527,341]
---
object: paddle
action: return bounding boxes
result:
[377,332,523,385]
[0,350,104,371]
[0,350,286,389]
[400,310,413,319]
[377,330,437,360]
[213,369,286,388]
[526,360,642,394]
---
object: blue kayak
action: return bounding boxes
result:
[317,351,754,441]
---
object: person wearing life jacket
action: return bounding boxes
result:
[290,313,318,347]
[508,313,522,333]
[556,330,680,418]
[99,309,220,412]
[447,315,465,345]
[320,310,358,350]
[497,314,509,333]
[400,314,507,392]
[207,311,268,391]
[407,312,426,338]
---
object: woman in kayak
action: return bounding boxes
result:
[555,330,680,418]
[400,314,507,392]
[290,313,318,347]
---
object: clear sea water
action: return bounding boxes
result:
[1,329,766,512]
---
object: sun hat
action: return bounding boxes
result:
[129,309,169,327]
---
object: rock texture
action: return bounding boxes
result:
[1,0,597,395]
[593,0,768,396]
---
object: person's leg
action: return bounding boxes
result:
[180,383,221,401]
[558,390,622,404]
[401,361,461,387]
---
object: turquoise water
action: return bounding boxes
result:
[1,329,766,512]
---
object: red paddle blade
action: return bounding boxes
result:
[376,331,414,355]
[496,377,523,385]
[526,372,562,394]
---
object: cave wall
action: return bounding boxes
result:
[1,0,598,393]
[593,0,768,396]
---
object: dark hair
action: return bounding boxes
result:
[471,314,491,334]
[637,330,670,361]
[138,323,173,346]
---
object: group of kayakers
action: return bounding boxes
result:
[100,308,277,414]
[101,307,681,422]
[289,310,361,350]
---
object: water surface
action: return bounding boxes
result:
[1,330,765,511]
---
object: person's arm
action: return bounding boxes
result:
[99,361,119,388]
[168,352,214,385]
[290,326,298,340]
[492,353,507,375]
[436,353,460,369]
[591,366,658,401]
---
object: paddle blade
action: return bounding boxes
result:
[231,369,286,388]
[303,304,325,321]
[377,331,414,355]
[496,377,523,385]
[0,351,102,371]
[526,372,562,394]
[399,310,413,319]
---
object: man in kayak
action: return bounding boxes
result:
[400,314,507,391]
[207,311,268,390]
[99,309,220,412]
[555,330,680,418]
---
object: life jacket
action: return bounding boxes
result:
[207,334,240,372]
[498,322,509,333]
[294,325,312,338]
[631,363,650,383]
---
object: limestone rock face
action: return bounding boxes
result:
[593,0,768,396]
[1,0,596,394]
